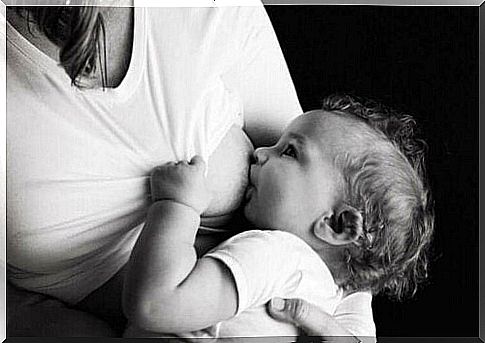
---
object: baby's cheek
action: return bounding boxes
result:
[203,125,254,218]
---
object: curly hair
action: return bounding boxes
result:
[322,94,434,301]
[16,5,107,88]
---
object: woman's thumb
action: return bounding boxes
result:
[267,298,367,342]
[267,297,309,326]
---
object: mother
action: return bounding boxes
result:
[6,1,375,340]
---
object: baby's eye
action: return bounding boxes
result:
[282,144,297,158]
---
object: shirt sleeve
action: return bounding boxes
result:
[204,230,303,316]
[333,291,377,339]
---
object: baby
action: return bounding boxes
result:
[122,94,434,340]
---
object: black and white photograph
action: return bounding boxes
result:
[2,0,481,342]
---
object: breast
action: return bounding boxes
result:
[203,124,254,222]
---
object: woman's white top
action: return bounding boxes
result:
[6,5,300,305]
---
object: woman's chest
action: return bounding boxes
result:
[7,89,253,227]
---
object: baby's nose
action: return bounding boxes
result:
[249,152,257,165]
[253,147,270,165]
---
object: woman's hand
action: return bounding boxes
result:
[150,155,211,214]
[267,298,367,343]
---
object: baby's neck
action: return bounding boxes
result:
[315,243,350,290]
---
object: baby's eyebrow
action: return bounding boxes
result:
[286,132,307,146]
[286,132,323,160]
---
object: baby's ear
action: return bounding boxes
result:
[313,205,363,246]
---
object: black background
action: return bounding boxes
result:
[266,6,479,338]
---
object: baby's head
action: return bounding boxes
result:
[244,94,434,300]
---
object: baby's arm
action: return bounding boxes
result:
[122,157,237,333]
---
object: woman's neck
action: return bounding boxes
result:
[6,8,60,62]
[98,5,134,87]
[6,5,134,88]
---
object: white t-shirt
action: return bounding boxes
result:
[7,5,301,304]
[126,230,375,340]
[206,230,343,338]
[125,230,341,339]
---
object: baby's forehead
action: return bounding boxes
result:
[290,110,382,155]
[302,109,359,129]
[293,110,361,139]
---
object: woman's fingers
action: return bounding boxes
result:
[267,298,313,333]
[267,298,363,343]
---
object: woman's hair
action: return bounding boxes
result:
[17,6,107,88]
[321,94,434,301]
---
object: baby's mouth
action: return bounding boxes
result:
[248,165,258,186]
[244,184,255,202]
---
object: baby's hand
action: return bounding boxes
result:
[150,155,211,214]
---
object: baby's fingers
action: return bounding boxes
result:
[189,155,206,171]
[151,164,171,176]
[151,165,164,177]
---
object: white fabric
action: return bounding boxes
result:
[203,230,343,338]
[6,6,285,304]
[335,292,376,338]
[126,230,376,339]
[126,230,343,339]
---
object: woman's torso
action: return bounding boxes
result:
[6,6,254,304]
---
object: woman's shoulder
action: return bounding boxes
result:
[142,5,271,49]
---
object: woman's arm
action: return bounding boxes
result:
[122,158,237,333]
[226,6,303,148]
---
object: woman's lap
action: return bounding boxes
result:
[74,264,128,335]
[7,282,118,337]
[6,227,236,337]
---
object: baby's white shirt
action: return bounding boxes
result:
[205,230,343,338]
[126,230,344,340]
